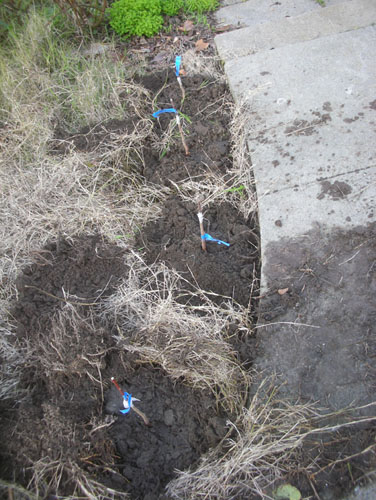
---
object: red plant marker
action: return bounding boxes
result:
[111,377,124,395]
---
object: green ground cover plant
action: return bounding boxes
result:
[108,0,219,37]
[185,0,218,14]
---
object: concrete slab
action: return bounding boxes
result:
[346,484,376,500]
[215,0,344,28]
[258,166,376,244]
[222,26,376,276]
[215,0,376,60]
[214,3,376,496]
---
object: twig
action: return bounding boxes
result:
[24,284,98,306]
[311,442,376,478]
[197,202,206,252]
[256,321,320,329]
[307,473,321,500]
[132,405,151,427]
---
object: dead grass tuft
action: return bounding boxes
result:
[169,97,258,221]
[167,378,316,499]
[181,49,225,81]
[101,252,250,413]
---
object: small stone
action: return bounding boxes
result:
[164,409,174,426]
[275,220,282,227]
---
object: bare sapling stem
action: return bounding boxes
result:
[171,99,189,156]
[132,405,151,427]
[197,202,207,252]
[177,76,186,106]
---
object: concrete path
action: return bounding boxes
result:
[215,1,376,498]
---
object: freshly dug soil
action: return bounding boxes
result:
[1,69,258,499]
[0,236,228,500]
[13,235,127,337]
[105,369,226,500]
[141,71,233,185]
[138,196,259,307]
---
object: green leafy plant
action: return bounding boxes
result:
[225,184,246,195]
[108,0,219,37]
[161,0,183,16]
[184,0,218,14]
[108,0,164,37]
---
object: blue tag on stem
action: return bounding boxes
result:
[120,392,132,414]
[175,55,182,77]
[201,233,230,247]
[152,108,177,118]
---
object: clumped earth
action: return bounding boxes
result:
[0,68,259,499]
[0,234,230,500]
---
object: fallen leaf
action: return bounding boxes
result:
[278,288,289,295]
[274,484,301,500]
[179,20,194,32]
[195,39,209,52]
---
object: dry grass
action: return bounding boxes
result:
[169,97,258,222]
[166,379,316,499]
[2,10,373,500]
[0,12,257,498]
[0,9,166,312]
[3,9,364,500]
[167,384,376,500]
[181,49,225,81]
[101,252,251,414]
[3,303,129,499]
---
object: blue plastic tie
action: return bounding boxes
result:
[120,392,132,414]
[175,55,181,77]
[202,233,230,247]
[152,108,177,118]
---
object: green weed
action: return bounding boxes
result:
[178,111,192,124]
[225,184,246,195]
[184,0,218,14]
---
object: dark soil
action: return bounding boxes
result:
[105,370,226,500]
[141,71,233,185]
[138,196,258,307]
[1,64,259,499]
[13,235,127,338]
[0,236,228,500]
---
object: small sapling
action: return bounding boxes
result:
[111,377,151,426]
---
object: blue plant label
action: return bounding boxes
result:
[201,233,230,247]
[152,108,177,118]
[120,392,132,414]
[175,55,182,77]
